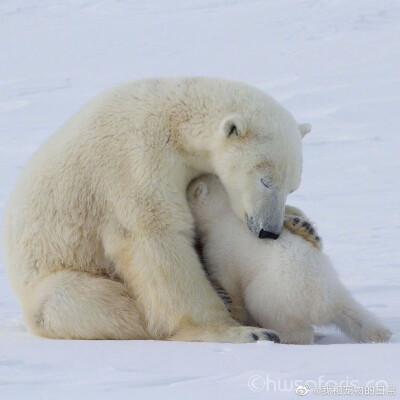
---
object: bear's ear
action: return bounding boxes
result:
[299,123,312,138]
[221,114,247,138]
[191,181,209,200]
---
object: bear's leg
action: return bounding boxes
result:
[25,270,148,339]
[105,229,280,343]
[333,293,392,343]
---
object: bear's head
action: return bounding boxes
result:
[210,104,311,239]
[187,175,228,228]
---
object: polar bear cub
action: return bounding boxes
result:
[187,175,392,344]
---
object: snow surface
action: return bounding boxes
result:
[0,0,399,399]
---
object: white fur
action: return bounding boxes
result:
[187,175,392,344]
[3,77,308,343]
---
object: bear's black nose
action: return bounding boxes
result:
[258,229,280,240]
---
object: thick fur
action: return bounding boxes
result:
[187,175,392,344]
[3,77,309,343]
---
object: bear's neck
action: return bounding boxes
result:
[165,115,219,183]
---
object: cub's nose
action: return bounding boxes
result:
[258,229,280,240]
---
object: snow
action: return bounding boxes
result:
[0,0,399,398]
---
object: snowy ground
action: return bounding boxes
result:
[0,0,399,399]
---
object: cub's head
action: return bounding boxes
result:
[211,99,311,239]
[187,175,228,227]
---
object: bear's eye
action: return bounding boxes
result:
[260,178,272,189]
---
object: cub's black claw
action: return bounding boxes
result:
[262,331,280,343]
[302,221,311,229]
[251,333,259,341]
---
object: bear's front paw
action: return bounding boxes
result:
[169,324,281,344]
[249,329,280,343]
[284,215,322,250]
[219,326,281,344]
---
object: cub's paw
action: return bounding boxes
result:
[284,215,322,250]
[357,324,392,343]
[215,287,232,312]
[210,280,232,312]
[365,326,392,343]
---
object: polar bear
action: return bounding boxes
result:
[187,175,392,344]
[4,77,312,343]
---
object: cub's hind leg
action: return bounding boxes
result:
[25,270,148,340]
[333,292,392,343]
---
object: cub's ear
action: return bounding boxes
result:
[220,114,247,138]
[191,181,209,201]
[299,123,312,138]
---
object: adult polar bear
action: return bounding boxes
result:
[3,77,311,343]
